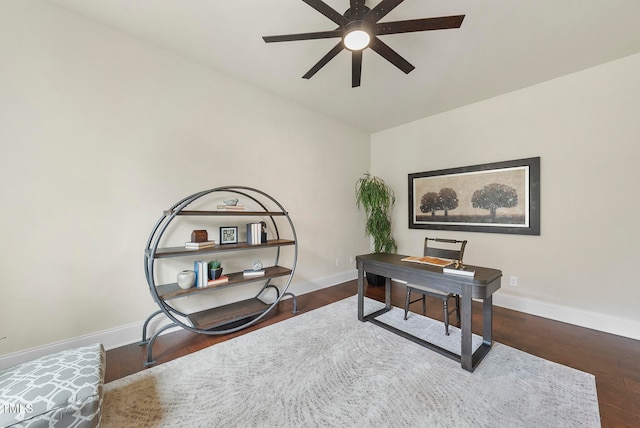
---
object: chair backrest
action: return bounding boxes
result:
[424,237,467,262]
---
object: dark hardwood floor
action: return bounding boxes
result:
[107,280,640,428]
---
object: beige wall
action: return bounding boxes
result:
[0,1,370,360]
[2,0,638,365]
[371,52,640,339]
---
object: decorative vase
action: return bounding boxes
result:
[177,270,196,289]
[209,267,223,280]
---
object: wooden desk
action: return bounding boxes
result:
[356,253,502,372]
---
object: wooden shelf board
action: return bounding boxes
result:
[156,266,292,300]
[147,239,295,259]
[187,298,270,330]
[164,210,287,216]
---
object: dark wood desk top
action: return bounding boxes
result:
[356,253,502,299]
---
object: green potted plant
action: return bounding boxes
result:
[355,172,398,286]
[208,260,223,280]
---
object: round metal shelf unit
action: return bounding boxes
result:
[140,186,298,366]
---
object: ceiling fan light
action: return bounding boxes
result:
[343,29,370,51]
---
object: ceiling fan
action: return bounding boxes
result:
[262,0,465,87]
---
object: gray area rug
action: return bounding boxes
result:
[103,296,600,427]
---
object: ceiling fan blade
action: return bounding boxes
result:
[302,42,344,79]
[303,0,348,26]
[369,37,415,74]
[350,0,367,19]
[376,15,465,36]
[352,50,362,87]
[366,0,404,23]
[263,30,342,43]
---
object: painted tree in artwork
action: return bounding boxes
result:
[420,192,442,216]
[471,183,518,218]
[438,187,459,216]
[420,188,459,216]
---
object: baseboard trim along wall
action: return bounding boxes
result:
[493,293,640,341]
[3,271,637,369]
[0,270,359,370]
[0,321,156,370]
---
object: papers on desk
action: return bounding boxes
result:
[401,256,453,267]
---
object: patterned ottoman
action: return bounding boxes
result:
[0,344,105,428]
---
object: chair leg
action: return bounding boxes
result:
[404,288,411,320]
[443,298,450,336]
[455,294,461,325]
[421,295,426,315]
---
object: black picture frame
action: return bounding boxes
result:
[220,226,238,244]
[408,157,540,235]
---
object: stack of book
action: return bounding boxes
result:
[217,204,245,211]
[443,266,475,277]
[185,240,216,249]
[243,269,265,277]
[207,275,229,287]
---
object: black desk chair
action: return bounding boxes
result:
[403,237,467,335]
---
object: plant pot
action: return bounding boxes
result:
[209,267,223,280]
[366,272,386,287]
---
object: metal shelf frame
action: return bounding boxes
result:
[139,186,298,366]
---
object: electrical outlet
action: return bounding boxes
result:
[335,258,341,267]
[349,256,355,265]
[509,276,518,286]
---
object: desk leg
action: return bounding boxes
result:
[385,276,392,309]
[357,262,365,321]
[460,282,473,371]
[482,295,493,345]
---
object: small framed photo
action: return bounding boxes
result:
[220,226,238,244]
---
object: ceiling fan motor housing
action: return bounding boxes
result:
[342,20,373,50]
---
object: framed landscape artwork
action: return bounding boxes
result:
[408,157,540,235]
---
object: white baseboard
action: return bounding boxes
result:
[290,269,358,295]
[0,313,180,370]
[493,292,640,340]
[229,271,640,341]
[3,271,636,369]
[0,270,359,370]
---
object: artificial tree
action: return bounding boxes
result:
[355,173,398,285]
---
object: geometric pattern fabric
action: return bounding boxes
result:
[0,344,105,428]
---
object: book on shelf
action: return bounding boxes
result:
[443,266,475,277]
[243,269,265,277]
[246,222,262,245]
[194,260,208,288]
[401,256,453,267]
[206,275,229,287]
[185,240,216,249]
[193,260,199,286]
[216,205,245,211]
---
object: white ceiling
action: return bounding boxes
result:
[49,0,640,133]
